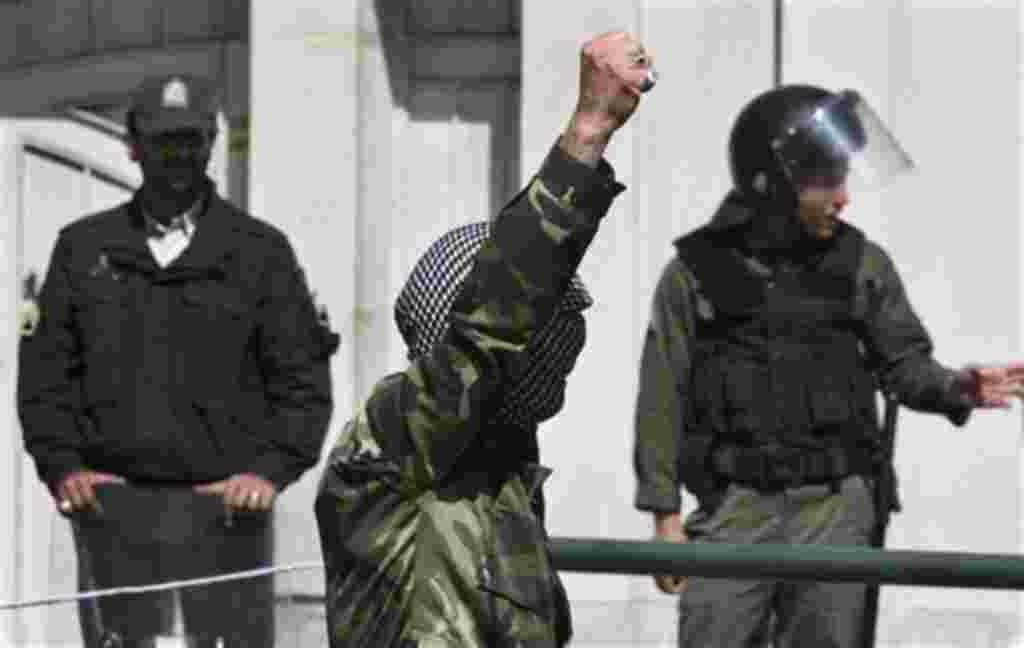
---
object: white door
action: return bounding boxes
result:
[0,118,141,647]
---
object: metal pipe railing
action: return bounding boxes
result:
[7,537,1022,613]
[549,538,1024,590]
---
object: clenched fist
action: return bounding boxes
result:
[578,31,656,128]
[653,511,689,595]
[562,31,657,166]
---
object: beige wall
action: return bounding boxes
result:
[2,1,1023,645]
[249,2,525,641]
[784,2,1022,645]
[522,2,1024,646]
[520,2,776,644]
[248,5,360,638]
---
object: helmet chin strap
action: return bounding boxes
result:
[743,177,829,262]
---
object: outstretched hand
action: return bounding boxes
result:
[960,363,1024,408]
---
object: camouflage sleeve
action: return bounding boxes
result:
[351,143,625,488]
[857,241,972,425]
[633,257,696,513]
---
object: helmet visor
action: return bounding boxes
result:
[771,90,914,194]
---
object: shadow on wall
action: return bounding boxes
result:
[373,0,522,216]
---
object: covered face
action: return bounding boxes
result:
[394,222,591,428]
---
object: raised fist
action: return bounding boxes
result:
[575,31,656,134]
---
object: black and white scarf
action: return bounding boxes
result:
[394,221,591,427]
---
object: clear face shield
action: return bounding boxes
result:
[771,90,914,195]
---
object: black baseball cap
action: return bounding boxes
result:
[129,74,220,136]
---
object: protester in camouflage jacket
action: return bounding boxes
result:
[316,31,655,647]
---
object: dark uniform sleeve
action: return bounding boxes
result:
[633,257,697,513]
[857,242,973,425]
[332,143,624,490]
[18,234,87,487]
[246,236,336,490]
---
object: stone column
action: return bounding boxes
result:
[520,1,773,644]
[784,2,1021,644]
[249,2,359,639]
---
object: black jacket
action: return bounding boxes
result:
[18,187,336,490]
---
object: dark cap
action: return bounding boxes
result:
[128,74,221,136]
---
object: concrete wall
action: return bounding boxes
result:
[521,1,1023,646]
[2,1,1022,645]
[521,1,774,645]
[783,2,1022,645]
[250,2,524,641]
[248,2,361,629]
[0,1,248,122]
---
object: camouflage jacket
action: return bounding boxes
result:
[316,144,624,647]
[633,194,974,513]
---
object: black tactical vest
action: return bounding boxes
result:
[674,223,880,494]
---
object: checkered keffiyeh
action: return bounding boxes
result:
[394,221,591,427]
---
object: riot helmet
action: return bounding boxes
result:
[729,84,913,203]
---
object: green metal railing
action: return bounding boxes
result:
[549,538,1024,590]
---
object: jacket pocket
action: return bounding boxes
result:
[478,507,554,641]
[77,279,129,438]
[182,283,254,342]
[807,370,854,434]
[181,282,254,380]
[76,277,131,357]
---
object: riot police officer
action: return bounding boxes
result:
[632,84,1024,647]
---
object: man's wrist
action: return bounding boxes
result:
[559,115,615,167]
[654,511,682,534]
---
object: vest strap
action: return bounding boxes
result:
[711,444,875,492]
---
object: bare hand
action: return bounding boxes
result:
[562,31,656,165]
[53,470,125,515]
[960,363,1024,408]
[652,512,688,595]
[194,473,277,523]
[577,31,655,127]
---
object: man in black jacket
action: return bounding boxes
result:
[18,74,337,648]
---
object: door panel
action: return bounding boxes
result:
[1,118,139,646]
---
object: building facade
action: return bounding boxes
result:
[1,1,1022,646]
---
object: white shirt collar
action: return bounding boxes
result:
[145,201,200,238]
